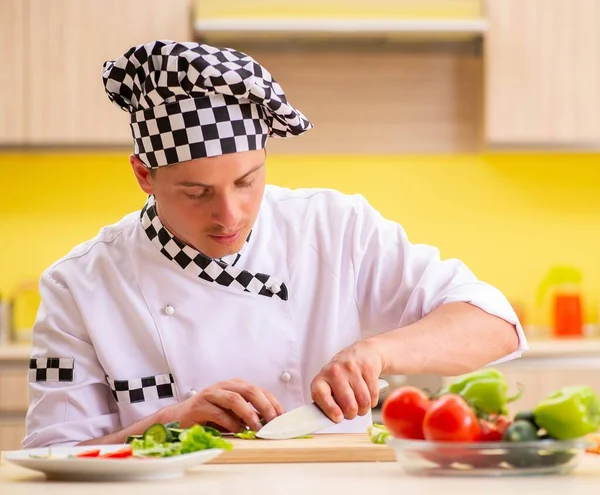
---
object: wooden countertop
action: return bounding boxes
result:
[1,455,600,493]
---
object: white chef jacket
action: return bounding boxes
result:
[23,185,527,448]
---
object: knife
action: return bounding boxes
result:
[255,378,390,440]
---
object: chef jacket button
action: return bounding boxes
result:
[280,371,291,383]
[267,283,281,294]
[165,304,175,316]
[189,389,197,398]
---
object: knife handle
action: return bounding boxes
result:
[377,378,390,394]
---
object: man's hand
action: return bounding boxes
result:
[172,378,285,433]
[311,339,384,423]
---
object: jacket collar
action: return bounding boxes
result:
[139,195,287,300]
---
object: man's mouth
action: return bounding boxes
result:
[208,231,241,245]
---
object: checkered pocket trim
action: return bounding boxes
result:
[106,373,175,404]
[29,357,74,383]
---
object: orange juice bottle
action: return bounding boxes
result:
[537,266,583,338]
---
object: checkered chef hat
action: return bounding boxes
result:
[102,40,313,168]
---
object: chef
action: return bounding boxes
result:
[23,40,527,448]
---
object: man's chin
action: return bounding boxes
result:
[202,237,246,259]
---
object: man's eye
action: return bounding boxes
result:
[237,180,255,188]
[185,192,205,200]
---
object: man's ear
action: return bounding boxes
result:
[130,155,154,195]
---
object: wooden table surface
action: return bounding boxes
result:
[2,453,600,494]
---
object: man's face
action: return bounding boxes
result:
[131,149,266,259]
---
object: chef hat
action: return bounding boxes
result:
[102,40,313,168]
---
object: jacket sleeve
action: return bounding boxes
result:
[22,268,120,448]
[350,194,528,365]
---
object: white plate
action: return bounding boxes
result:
[2,444,224,481]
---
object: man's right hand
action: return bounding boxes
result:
[171,378,285,433]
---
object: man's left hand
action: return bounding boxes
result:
[311,339,384,423]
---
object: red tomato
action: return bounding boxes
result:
[99,446,133,458]
[477,420,503,441]
[477,415,511,442]
[422,394,480,442]
[381,386,431,439]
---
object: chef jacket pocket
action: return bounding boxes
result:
[105,372,176,404]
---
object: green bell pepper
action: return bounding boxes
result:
[533,385,600,440]
[440,368,523,415]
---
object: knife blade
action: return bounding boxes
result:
[255,378,390,440]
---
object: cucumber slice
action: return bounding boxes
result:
[143,423,171,443]
[164,421,181,429]
[167,428,185,441]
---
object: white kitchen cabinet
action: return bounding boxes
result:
[484,0,600,146]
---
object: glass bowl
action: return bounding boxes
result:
[388,437,591,477]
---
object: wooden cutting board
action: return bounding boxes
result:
[208,433,396,464]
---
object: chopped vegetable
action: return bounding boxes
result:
[440,368,523,416]
[143,423,171,443]
[99,446,133,458]
[367,423,390,444]
[125,435,144,444]
[76,449,101,458]
[533,385,600,440]
[234,430,257,439]
[233,429,312,440]
[128,424,233,458]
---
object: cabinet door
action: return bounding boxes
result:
[0,0,26,144]
[26,0,193,144]
[484,0,600,145]
[0,421,26,451]
[0,370,29,413]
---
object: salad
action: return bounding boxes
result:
[32,422,233,460]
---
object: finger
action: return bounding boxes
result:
[206,389,262,432]
[311,378,344,423]
[225,381,279,424]
[363,372,381,408]
[328,374,359,420]
[261,388,286,417]
[349,374,373,417]
[201,404,244,433]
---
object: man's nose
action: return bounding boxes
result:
[212,192,241,229]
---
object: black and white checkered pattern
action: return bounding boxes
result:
[29,357,74,383]
[102,40,313,168]
[140,196,288,300]
[106,373,175,404]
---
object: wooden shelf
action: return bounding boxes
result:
[194,18,487,38]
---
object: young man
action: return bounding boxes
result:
[23,40,526,448]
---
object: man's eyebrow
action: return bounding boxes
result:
[175,163,265,187]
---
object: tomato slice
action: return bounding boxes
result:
[99,446,133,458]
[76,449,101,458]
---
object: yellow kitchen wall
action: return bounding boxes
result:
[0,152,598,330]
